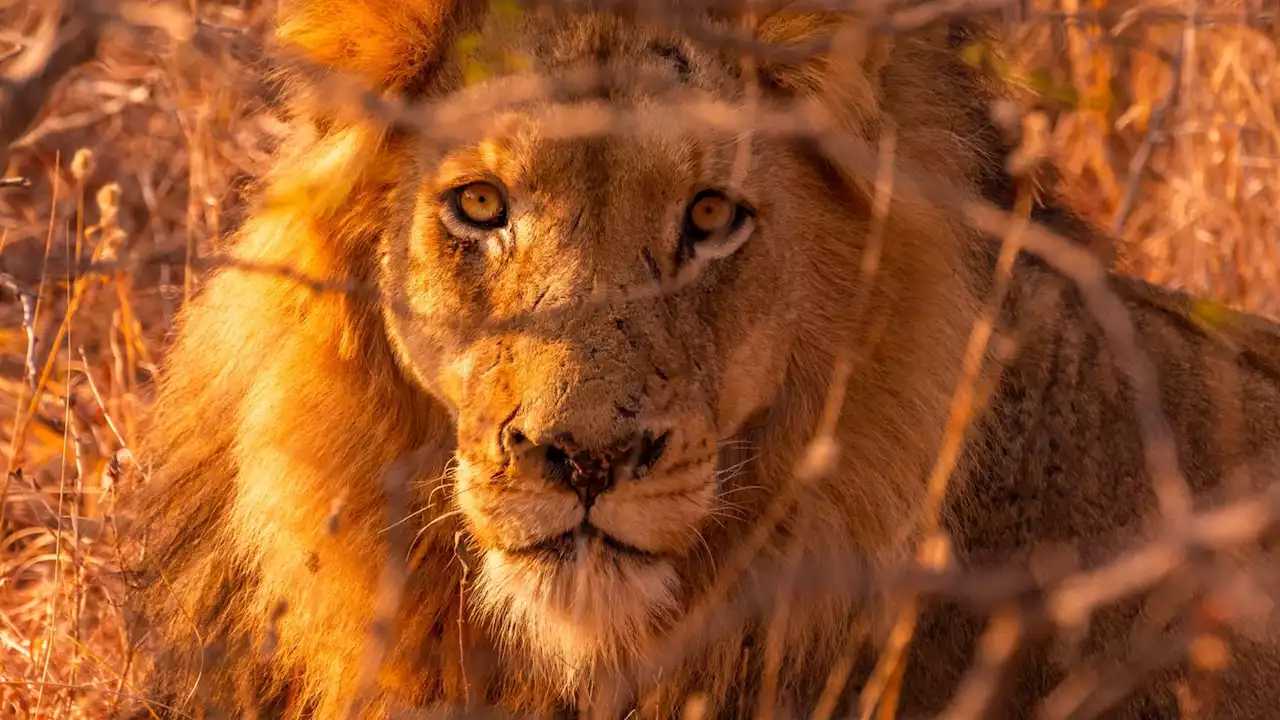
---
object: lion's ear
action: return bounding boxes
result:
[755,11,893,129]
[276,0,485,92]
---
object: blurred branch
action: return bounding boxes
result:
[0,1,103,171]
[0,269,36,299]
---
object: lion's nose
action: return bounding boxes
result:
[502,427,671,506]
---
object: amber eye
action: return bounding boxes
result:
[688,193,735,234]
[681,190,752,249]
[453,181,507,228]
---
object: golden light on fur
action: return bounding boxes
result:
[124,1,1280,718]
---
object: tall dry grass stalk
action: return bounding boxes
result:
[1009,0,1280,317]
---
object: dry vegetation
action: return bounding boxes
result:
[0,0,1277,717]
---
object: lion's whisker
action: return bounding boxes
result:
[714,455,760,481]
[716,483,766,497]
[379,503,437,533]
[407,509,465,552]
[687,523,718,577]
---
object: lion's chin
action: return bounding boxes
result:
[473,530,682,694]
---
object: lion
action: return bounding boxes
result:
[123,1,1280,718]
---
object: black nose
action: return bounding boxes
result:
[504,427,671,506]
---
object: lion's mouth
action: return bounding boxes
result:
[509,522,661,563]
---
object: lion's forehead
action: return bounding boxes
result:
[514,11,741,94]
[514,137,713,212]
[426,14,766,222]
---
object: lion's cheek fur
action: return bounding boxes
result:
[591,472,718,555]
[715,318,794,434]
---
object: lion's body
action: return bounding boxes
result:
[906,253,1280,719]
[124,2,1280,719]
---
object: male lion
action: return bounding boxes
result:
[126,1,1280,718]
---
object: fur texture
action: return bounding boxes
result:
[124,2,1280,719]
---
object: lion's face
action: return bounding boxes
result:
[139,0,998,710]
[378,13,857,681]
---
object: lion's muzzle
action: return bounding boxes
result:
[502,424,672,507]
[440,311,720,558]
[455,398,717,564]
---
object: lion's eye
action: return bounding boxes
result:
[681,189,753,246]
[453,182,507,228]
[689,193,735,233]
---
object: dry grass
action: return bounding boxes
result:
[0,0,1277,717]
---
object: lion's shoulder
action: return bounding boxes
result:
[970,255,1280,533]
[888,254,1280,718]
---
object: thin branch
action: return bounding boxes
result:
[1112,30,1186,236]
